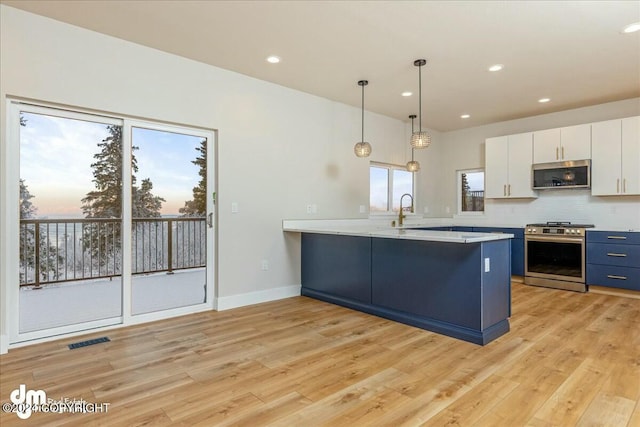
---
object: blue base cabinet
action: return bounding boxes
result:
[587,231,640,291]
[301,233,511,345]
[416,226,524,276]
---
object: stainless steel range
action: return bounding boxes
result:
[524,221,594,292]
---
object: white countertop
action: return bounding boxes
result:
[283,220,514,244]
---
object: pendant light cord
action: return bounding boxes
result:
[418,64,422,132]
[361,83,365,142]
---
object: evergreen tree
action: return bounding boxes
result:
[18,179,63,285]
[461,173,470,211]
[133,178,165,218]
[81,125,126,219]
[81,125,164,267]
[20,179,36,219]
[179,139,207,217]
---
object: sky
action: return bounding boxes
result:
[20,112,203,218]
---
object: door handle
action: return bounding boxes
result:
[508,184,511,196]
[561,146,564,159]
[607,236,627,240]
[503,184,507,196]
[617,178,620,193]
[556,147,559,160]
[607,275,627,280]
[623,179,626,193]
[606,253,627,257]
[207,212,214,228]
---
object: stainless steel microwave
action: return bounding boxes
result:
[532,160,590,190]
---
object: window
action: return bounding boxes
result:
[370,163,414,213]
[458,169,485,214]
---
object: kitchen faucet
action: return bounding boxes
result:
[398,193,414,226]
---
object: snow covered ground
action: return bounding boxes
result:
[19,268,206,333]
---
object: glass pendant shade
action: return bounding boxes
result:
[406,114,421,172]
[354,141,372,157]
[411,131,431,149]
[406,160,420,172]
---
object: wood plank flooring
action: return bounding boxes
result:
[1,283,638,426]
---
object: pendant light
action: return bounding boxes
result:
[411,59,431,149]
[354,80,372,157]
[406,114,420,172]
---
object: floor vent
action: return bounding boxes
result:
[68,336,110,350]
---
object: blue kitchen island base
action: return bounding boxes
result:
[301,233,512,345]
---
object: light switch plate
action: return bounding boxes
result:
[484,258,490,272]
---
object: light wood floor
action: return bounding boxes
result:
[1,283,639,426]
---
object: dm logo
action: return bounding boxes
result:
[10,384,46,420]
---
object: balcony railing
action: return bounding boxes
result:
[19,217,206,287]
[461,190,485,212]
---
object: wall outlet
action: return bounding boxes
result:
[306,204,313,214]
[359,205,366,214]
[445,206,451,214]
[484,258,490,272]
[424,206,429,214]
[261,260,269,271]
[231,202,239,213]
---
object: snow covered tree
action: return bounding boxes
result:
[81,125,164,268]
[18,179,63,285]
[20,179,36,219]
[133,178,165,218]
[179,138,207,217]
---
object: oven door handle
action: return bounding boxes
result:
[525,235,584,243]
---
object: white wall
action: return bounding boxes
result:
[434,98,640,228]
[0,6,417,342]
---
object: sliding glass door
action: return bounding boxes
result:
[15,106,124,338]
[129,124,210,316]
[8,102,216,344]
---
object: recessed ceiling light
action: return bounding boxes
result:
[401,91,413,97]
[488,64,504,72]
[460,114,470,119]
[266,55,281,64]
[622,22,640,34]
[538,98,551,103]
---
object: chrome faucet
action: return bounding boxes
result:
[398,193,414,226]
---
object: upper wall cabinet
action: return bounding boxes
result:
[533,124,591,163]
[592,116,640,196]
[485,133,537,199]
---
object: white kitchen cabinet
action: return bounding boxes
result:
[591,116,640,196]
[533,124,591,163]
[485,133,537,198]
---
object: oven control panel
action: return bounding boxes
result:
[525,227,587,236]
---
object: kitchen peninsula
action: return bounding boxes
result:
[283,220,514,345]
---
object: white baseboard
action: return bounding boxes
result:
[1,334,8,355]
[217,285,301,311]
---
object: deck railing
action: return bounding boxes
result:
[462,190,485,212]
[19,217,206,287]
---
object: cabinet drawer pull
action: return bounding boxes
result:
[607,236,627,240]
[607,253,627,257]
[607,275,627,280]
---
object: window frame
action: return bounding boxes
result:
[457,168,485,216]
[370,161,416,215]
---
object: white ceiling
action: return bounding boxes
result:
[2,0,639,131]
